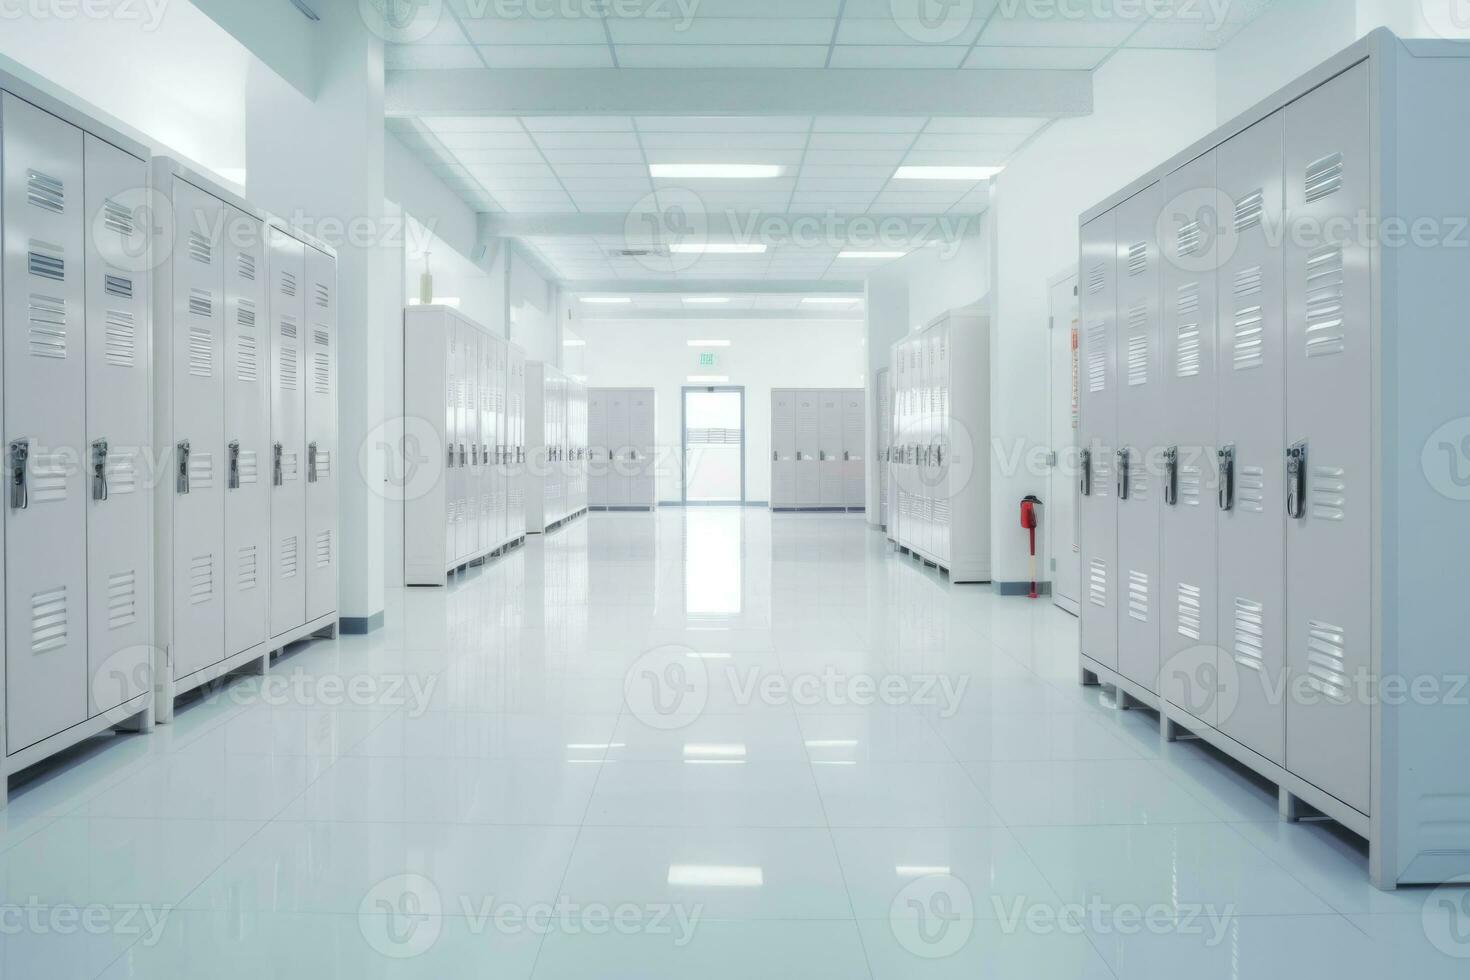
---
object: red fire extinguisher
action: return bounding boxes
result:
[1020,496,1042,599]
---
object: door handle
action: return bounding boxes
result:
[843,451,851,461]
[1218,445,1235,512]
[9,439,29,510]
[1116,448,1130,501]
[1163,446,1179,507]
[92,439,110,501]
[1286,441,1308,519]
[1079,448,1092,497]
[273,441,284,487]
[308,441,319,484]
[773,450,778,462]
[796,451,803,461]
[935,445,944,467]
[177,440,192,495]
[228,440,241,490]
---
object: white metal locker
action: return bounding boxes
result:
[269,228,307,638]
[222,205,269,659]
[1159,151,1222,725]
[1078,210,1119,672]
[771,390,796,508]
[460,326,480,561]
[818,390,844,506]
[509,348,525,537]
[630,389,655,507]
[589,388,607,507]
[477,337,493,549]
[794,390,819,507]
[1216,111,1287,764]
[877,371,890,526]
[304,244,337,622]
[3,95,88,750]
[1283,63,1372,814]
[1114,184,1165,694]
[493,337,508,542]
[918,333,935,557]
[844,390,865,510]
[83,134,152,717]
[166,176,227,682]
[607,388,630,507]
[933,328,952,564]
[442,330,458,566]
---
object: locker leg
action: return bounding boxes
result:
[1080,665,1101,687]
[115,703,155,735]
[155,653,177,726]
[248,652,270,676]
[1279,787,1306,823]
[1164,716,1193,742]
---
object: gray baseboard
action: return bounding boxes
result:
[993,581,1054,597]
[339,611,385,635]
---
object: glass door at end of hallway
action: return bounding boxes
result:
[682,387,745,505]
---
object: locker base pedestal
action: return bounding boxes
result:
[1078,655,1162,718]
[1,693,153,809]
[157,644,273,725]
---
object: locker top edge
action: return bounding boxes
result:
[405,304,527,358]
[1077,28,1412,227]
[0,63,149,162]
[153,155,338,260]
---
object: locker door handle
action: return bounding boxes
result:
[1163,446,1179,507]
[1116,448,1130,501]
[447,443,456,469]
[92,439,110,501]
[1079,449,1092,497]
[308,442,319,484]
[935,445,944,467]
[273,442,284,487]
[796,451,803,461]
[1286,441,1308,519]
[773,450,778,462]
[1218,445,1235,512]
[177,440,192,495]
[460,444,467,466]
[227,440,241,491]
[9,439,29,510]
[843,451,851,462]
[819,451,827,461]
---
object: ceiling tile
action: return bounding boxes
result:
[608,18,836,45]
[479,45,615,67]
[616,44,829,68]
[828,45,968,68]
[386,44,482,69]
[963,45,1110,70]
[459,18,610,44]
[523,116,636,132]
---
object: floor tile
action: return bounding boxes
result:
[813,762,1003,828]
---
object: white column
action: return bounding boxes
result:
[244,6,388,632]
[864,274,909,526]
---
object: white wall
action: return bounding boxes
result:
[1216,0,1358,124]
[890,233,992,332]
[578,319,866,503]
[508,248,560,367]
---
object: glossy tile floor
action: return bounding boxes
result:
[2,510,1463,978]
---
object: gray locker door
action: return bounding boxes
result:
[630,389,655,507]
[84,136,152,716]
[510,349,526,535]
[588,389,607,507]
[1284,64,1372,814]
[1079,211,1120,672]
[842,389,865,508]
[918,333,936,558]
[1158,152,1222,725]
[460,326,480,560]
[490,337,504,543]
[223,207,270,658]
[479,338,494,546]
[795,390,820,507]
[818,390,845,506]
[877,372,890,522]
[933,328,951,564]
[3,96,89,749]
[168,177,227,680]
[304,246,337,622]
[607,389,629,507]
[771,390,796,508]
[269,229,307,637]
[1115,183,1165,694]
[443,330,458,566]
[1216,110,1287,765]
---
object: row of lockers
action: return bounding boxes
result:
[526,362,588,533]
[770,389,865,510]
[588,388,656,510]
[1077,32,1470,888]
[403,305,528,586]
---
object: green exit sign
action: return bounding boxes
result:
[698,352,718,368]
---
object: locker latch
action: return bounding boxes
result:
[273,442,285,487]
[819,451,827,462]
[843,451,851,462]
[772,450,778,462]
[177,440,192,495]
[92,439,110,502]
[796,451,803,461]
[1163,446,1179,507]
[1079,448,1092,497]
[1218,445,1235,512]
[1286,441,1308,520]
[460,443,467,467]
[1116,448,1130,501]
[935,445,944,467]
[308,442,319,484]
[9,439,29,511]
[228,440,241,490]
[447,442,456,469]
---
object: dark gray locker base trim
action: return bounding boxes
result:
[340,611,385,635]
[994,581,1054,597]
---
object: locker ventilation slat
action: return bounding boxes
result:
[30,587,68,652]
[189,288,213,319]
[1126,300,1149,387]
[27,170,65,213]
[1127,241,1147,276]
[239,450,258,485]
[1233,305,1265,371]
[1127,571,1149,622]
[1233,598,1265,672]
[189,453,214,490]
[236,334,259,383]
[1176,220,1202,257]
[28,245,65,282]
[1310,464,1347,522]
[237,546,259,591]
[102,199,134,236]
[31,453,67,503]
[315,450,331,478]
[105,310,136,367]
[314,283,330,308]
[1234,265,1263,297]
[1088,263,1106,294]
[281,451,299,482]
[1087,323,1108,393]
[188,323,213,379]
[1304,619,1350,702]
[1304,152,1345,204]
[1176,583,1202,640]
[107,570,137,629]
[314,329,331,394]
[280,271,298,297]
[1176,282,1201,378]
[1234,189,1265,231]
[281,537,299,579]
[315,531,333,569]
[237,253,256,281]
[104,273,134,299]
[189,555,215,605]
[28,294,68,359]
[280,346,298,390]
[238,299,257,328]
[188,232,213,265]
[1129,469,1149,501]
[1180,462,1202,505]
[1304,245,1347,358]
[1238,465,1266,513]
[107,456,136,495]
[280,315,298,339]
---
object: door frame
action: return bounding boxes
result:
[1047,266,1082,617]
[681,385,746,505]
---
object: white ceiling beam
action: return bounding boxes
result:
[483,212,983,243]
[560,280,862,295]
[570,310,864,322]
[386,68,1092,118]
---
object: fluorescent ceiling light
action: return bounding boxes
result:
[669,243,767,255]
[580,297,632,304]
[566,743,625,751]
[684,297,731,304]
[688,375,730,384]
[894,165,1004,180]
[687,340,732,347]
[839,251,907,260]
[802,297,862,305]
[651,164,784,179]
[667,865,765,888]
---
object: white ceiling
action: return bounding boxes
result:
[566,291,866,319]
[385,0,1276,284]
